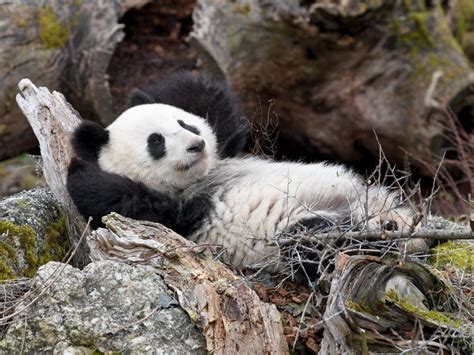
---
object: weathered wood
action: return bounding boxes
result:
[88,213,289,355]
[320,253,472,353]
[0,0,151,160]
[191,0,474,169]
[15,79,89,266]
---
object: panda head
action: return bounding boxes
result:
[71,103,218,193]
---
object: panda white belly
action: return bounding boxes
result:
[188,157,365,268]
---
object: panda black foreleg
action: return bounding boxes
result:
[67,159,179,229]
[283,215,353,283]
[174,193,214,237]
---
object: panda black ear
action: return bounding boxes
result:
[127,88,154,108]
[71,121,109,162]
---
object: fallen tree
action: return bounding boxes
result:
[191,0,474,170]
[0,80,471,352]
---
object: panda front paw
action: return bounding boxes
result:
[67,157,87,174]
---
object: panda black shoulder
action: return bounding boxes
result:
[127,71,249,158]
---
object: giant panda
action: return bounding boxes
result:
[67,71,420,275]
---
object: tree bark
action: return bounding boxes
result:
[191,0,474,170]
[89,213,289,355]
[0,0,151,160]
[320,253,472,354]
[15,79,89,266]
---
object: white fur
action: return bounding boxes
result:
[98,104,218,194]
[188,157,413,269]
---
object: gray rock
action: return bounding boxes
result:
[0,188,69,278]
[0,261,206,354]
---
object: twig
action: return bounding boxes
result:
[298,229,473,242]
[292,291,314,350]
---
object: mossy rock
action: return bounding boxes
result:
[0,188,70,279]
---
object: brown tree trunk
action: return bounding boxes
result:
[191,0,474,171]
[0,0,150,160]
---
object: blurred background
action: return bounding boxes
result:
[0,0,472,218]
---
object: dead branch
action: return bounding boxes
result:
[15,79,89,266]
[301,229,473,242]
[88,212,289,355]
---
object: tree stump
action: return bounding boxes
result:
[191,0,474,170]
[320,253,472,353]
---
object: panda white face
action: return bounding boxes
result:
[98,104,218,193]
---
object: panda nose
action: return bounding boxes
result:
[187,139,206,153]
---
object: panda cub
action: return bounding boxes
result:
[67,71,416,272]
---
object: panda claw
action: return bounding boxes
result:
[381,220,398,231]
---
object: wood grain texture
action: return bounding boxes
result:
[16,79,89,265]
[89,212,289,355]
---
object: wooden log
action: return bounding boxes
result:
[88,212,289,355]
[191,0,474,170]
[15,79,89,266]
[320,253,472,353]
[0,0,151,160]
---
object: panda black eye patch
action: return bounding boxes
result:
[178,120,200,135]
[147,133,166,160]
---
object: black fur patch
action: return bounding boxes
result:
[283,215,352,282]
[71,121,109,162]
[127,71,249,158]
[178,119,200,136]
[67,158,214,234]
[128,88,154,107]
[147,133,166,160]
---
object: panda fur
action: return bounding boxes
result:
[67,71,417,273]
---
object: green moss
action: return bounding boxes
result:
[38,6,68,49]
[430,241,474,272]
[385,289,461,328]
[0,221,36,278]
[0,241,17,260]
[38,214,69,266]
[233,3,251,16]
[346,299,373,314]
[0,124,7,136]
[454,0,474,43]
[346,298,385,316]
[408,12,434,47]
[0,259,15,279]
[392,11,434,49]
[0,216,69,279]
[18,227,37,277]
